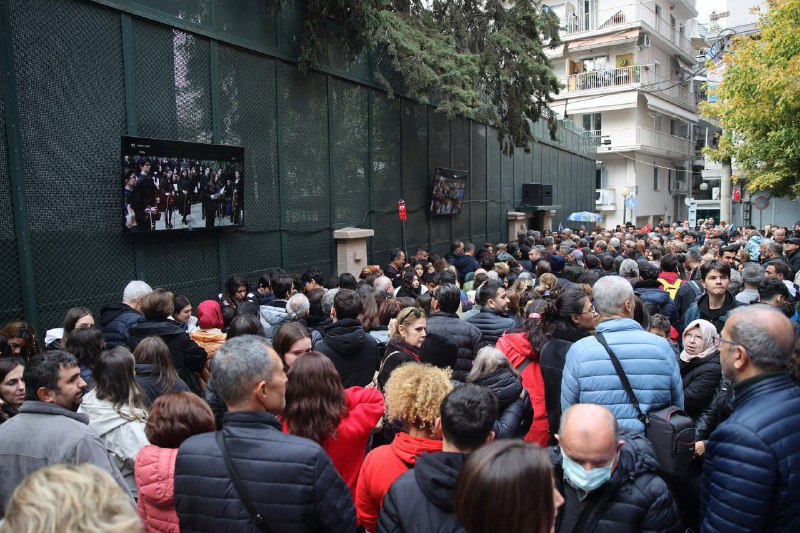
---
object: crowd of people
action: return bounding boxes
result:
[0,218,799,532]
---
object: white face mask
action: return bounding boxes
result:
[562,452,615,493]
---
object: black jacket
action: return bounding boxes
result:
[204,377,227,430]
[127,319,207,394]
[679,351,721,419]
[314,318,380,388]
[694,376,734,441]
[98,302,143,348]
[551,429,682,533]
[174,411,355,532]
[465,308,516,347]
[472,368,533,439]
[633,280,680,328]
[377,451,466,533]
[425,312,483,381]
[674,278,704,325]
[786,249,800,276]
[134,363,190,406]
[539,324,591,444]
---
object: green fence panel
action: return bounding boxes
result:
[332,78,369,229]
[370,91,402,265]
[486,127,502,243]
[470,122,488,246]
[451,117,470,243]
[218,45,282,280]
[401,100,429,255]
[428,111,451,255]
[282,66,332,274]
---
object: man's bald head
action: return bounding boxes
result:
[558,404,622,468]
[725,305,794,373]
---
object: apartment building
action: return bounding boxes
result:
[543,0,699,227]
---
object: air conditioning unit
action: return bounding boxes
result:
[712,187,721,200]
[637,34,651,48]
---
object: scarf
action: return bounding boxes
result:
[680,319,717,362]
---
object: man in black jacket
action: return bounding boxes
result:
[465,280,516,346]
[550,404,682,533]
[427,283,483,381]
[377,384,497,532]
[174,336,355,532]
[314,289,379,387]
[97,280,152,348]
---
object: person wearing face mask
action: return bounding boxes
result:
[549,404,682,533]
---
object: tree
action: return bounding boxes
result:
[700,0,800,196]
[282,0,562,154]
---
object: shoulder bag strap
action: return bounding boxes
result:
[594,333,648,425]
[516,358,532,373]
[215,431,271,532]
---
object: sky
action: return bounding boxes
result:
[696,0,728,23]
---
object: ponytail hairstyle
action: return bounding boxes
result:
[539,286,590,338]
[533,273,557,298]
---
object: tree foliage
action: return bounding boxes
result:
[700,0,800,196]
[282,0,562,154]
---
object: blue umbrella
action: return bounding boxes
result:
[567,211,603,223]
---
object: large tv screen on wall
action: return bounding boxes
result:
[122,136,244,233]
[430,167,467,215]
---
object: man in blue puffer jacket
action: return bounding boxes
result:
[561,276,684,434]
[701,305,800,532]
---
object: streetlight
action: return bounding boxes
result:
[621,185,631,225]
[700,182,709,191]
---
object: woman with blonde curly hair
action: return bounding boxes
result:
[0,463,140,533]
[355,363,452,532]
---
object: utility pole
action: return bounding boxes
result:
[720,158,732,223]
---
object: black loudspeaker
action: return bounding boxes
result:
[541,184,553,205]
[522,184,553,205]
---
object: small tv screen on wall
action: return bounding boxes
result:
[430,167,467,215]
[122,136,244,233]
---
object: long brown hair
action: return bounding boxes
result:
[132,336,180,396]
[93,347,147,421]
[282,351,347,444]
[455,440,555,533]
[272,322,312,363]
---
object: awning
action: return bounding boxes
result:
[555,91,639,115]
[569,29,640,51]
[645,94,700,124]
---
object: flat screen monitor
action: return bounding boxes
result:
[122,136,244,232]
[430,167,467,215]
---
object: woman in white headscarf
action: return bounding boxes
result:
[679,319,721,419]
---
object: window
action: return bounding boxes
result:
[582,113,602,133]
[654,60,661,76]
[654,167,659,191]
[582,56,607,72]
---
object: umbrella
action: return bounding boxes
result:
[567,211,603,223]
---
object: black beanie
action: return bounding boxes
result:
[419,333,459,370]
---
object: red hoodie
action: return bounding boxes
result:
[135,445,179,533]
[356,432,442,531]
[496,331,549,447]
[283,387,385,497]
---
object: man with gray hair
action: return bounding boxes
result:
[561,276,683,434]
[174,335,356,531]
[618,258,639,285]
[373,276,394,298]
[702,306,800,532]
[97,280,153,348]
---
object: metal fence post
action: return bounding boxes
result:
[0,0,38,327]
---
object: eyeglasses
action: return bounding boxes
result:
[578,305,596,315]
[712,334,746,351]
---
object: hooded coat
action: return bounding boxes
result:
[550,428,682,533]
[472,368,533,439]
[425,312,483,382]
[127,319,207,394]
[377,451,466,533]
[78,390,149,498]
[356,432,443,532]
[634,279,680,328]
[314,318,380,388]
[98,302,143,348]
[135,445,180,533]
[495,331,549,446]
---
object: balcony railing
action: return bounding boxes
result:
[561,3,694,57]
[561,65,696,108]
[594,127,695,158]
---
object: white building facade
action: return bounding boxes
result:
[543,0,700,228]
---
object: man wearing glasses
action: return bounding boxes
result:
[701,305,800,532]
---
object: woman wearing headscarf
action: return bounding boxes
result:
[679,318,721,420]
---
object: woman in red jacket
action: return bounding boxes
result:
[282,351,385,497]
[356,363,452,532]
[135,392,216,533]
[495,299,552,447]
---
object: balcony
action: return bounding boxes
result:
[561,3,694,58]
[593,127,695,159]
[560,65,696,109]
[596,188,616,211]
[669,180,689,194]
